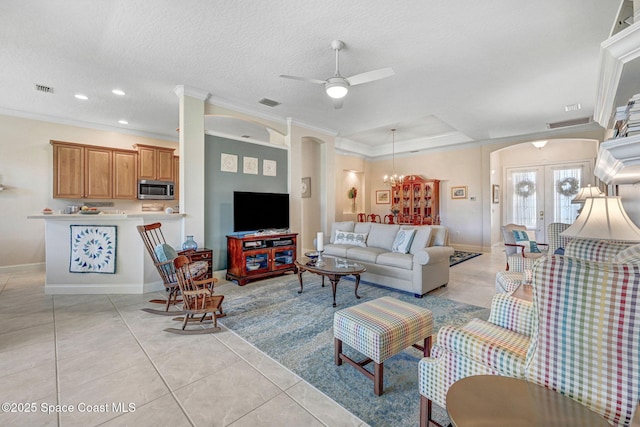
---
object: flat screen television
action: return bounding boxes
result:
[233,191,290,233]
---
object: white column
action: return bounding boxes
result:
[174,85,210,246]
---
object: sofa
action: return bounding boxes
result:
[317,221,454,297]
[418,238,640,427]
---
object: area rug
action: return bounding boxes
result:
[449,250,481,266]
[217,274,490,427]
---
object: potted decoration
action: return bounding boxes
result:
[348,186,358,213]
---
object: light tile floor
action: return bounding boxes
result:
[0,248,556,426]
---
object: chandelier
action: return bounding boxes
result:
[383,129,404,186]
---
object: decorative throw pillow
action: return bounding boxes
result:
[333,231,368,247]
[154,243,178,274]
[392,229,416,254]
[512,230,541,253]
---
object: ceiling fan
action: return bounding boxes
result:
[280,40,394,109]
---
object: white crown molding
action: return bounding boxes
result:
[0,108,177,142]
[206,95,287,127]
[594,22,640,128]
[173,85,211,101]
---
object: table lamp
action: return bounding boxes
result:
[561,196,640,241]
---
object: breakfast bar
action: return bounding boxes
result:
[28,212,184,294]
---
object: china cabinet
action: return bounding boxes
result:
[391,175,440,224]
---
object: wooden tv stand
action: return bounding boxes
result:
[226,232,298,286]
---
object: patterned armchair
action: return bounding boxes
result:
[420,247,640,427]
[500,224,547,271]
[495,222,570,294]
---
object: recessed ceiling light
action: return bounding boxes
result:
[112,89,125,96]
[74,94,88,100]
[118,120,128,125]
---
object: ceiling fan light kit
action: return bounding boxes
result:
[280,39,394,108]
[325,78,349,99]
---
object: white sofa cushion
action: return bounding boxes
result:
[347,247,387,263]
[330,221,355,243]
[376,252,413,270]
[324,244,351,257]
[400,225,434,254]
[367,223,400,251]
[354,222,372,234]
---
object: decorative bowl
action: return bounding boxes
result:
[305,251,319,260]
[246,264,260,271]
[79,210,100,215]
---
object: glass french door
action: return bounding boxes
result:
[505,161,592,242]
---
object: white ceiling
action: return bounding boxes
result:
[0,1,622,158]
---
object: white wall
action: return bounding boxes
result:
[0,114,176,269]
[367,145,485,251]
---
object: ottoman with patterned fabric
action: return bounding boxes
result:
[333,296,433,395]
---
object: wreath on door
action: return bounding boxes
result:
[556,177,580,197]
[515,179,535,198]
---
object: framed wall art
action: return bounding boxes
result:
[376,190,390,204]
[451,186,467,199]
[301,177,311,198]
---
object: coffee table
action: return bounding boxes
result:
[295,256,366,307]
[446,375,609,426]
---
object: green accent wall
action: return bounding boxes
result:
[204,135,288,270]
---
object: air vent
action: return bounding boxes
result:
[35,83,54,94]
[546,117,592,129]
[258,98,281,107]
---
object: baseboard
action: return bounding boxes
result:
[0,262,45,274]
[451,244,484,253]
[45,283,151,295]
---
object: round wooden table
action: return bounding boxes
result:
[295,256,365,307]
[446,375,609,427]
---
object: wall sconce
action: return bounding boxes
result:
[531,140,548,149]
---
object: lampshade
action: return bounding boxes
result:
[571,184,604,204]
[325,78,348,99]
[560,196,640,241]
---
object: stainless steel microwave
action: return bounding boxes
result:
[137,180,175,200]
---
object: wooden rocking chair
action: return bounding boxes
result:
[165,255,225,335]
[137,223,210,316]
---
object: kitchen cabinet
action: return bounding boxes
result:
[84,146,112,199]
[226,233,297,286]
[134,144,175,181]
[52,141,84,198]
[52,141,112,199]
[392,175,440,224]
[113,149,138,199]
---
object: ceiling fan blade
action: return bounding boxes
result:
[332,98,343,109]
[346,68,395,86]
[279,75,326,85]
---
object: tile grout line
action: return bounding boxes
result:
[107,296,196,427]
[52,295,61,427]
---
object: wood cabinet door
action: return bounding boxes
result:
[137,146,156,179]
[156,149,175,181]
[113,150,138,199]
[85,147,112,199]
[53,142,84,198]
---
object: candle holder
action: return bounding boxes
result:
[316,250,325,266]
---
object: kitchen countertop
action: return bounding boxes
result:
[28,212,185,220]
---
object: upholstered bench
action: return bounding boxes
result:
[333,296,433,395]
[495,270,523,294]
